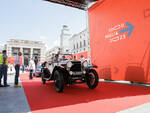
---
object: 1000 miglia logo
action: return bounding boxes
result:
[105,22,134,43]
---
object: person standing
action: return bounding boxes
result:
[80,55,85,62]
[14,52,22,87]
[34,56,38,71]
[0,50,9,87]
[29,58,35,79]
[73,55,77,61]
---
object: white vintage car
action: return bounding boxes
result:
[41,54,99,92]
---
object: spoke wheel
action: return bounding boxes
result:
[54,70,64,92]
[87,69,99,89]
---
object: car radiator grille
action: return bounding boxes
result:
[70,61,81,72]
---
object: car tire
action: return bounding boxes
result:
[54,70,64,92]
[86,69,99,89]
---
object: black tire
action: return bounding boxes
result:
[41,73,46,84]
[54,70,64,92]
[86,69,99,89]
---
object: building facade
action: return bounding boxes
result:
[45,46,60,61]
[45,27,90,61]
[60,25,71,54]
[69,29,90,58]
[6,39,46,66]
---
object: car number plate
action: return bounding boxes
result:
[73,72,82,75]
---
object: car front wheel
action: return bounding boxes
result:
[54,70,64,92]
[86,69,99,89]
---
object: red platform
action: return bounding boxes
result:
[20,73,150,113]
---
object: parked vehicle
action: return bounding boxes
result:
[34,65,42,77]
[41,54,99,92]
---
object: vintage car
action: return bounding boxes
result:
[41,54,99,92]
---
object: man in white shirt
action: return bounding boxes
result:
[14,52,22,87]
[29,58,35,79]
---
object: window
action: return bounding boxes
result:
[77,43,78,49]
[84,40,86,46]
[88,41,90,45]
[80,41,82,48]
[74,44,75,50]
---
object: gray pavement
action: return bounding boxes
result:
[117,103,150,113]
[0,72,31,113]
[101,79,150,88]
[102,80,150,113]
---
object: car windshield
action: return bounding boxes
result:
[60,54,72,60]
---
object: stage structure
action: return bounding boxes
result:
[89,0,150,83]
[44,0,98,10]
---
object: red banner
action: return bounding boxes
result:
[89,0,150,83]
[73,51,88,60]
[8,57,23,65]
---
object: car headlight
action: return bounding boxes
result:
[69,71,73,75]
[67,61,72,68]
[83,61,88,67]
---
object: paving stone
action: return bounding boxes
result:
[0,73,31,113]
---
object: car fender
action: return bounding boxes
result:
[51,66,67,79]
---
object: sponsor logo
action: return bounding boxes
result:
[105,22,134,43]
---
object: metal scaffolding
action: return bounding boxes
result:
[44,0,98,10]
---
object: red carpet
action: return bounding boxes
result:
[20,73,150,113]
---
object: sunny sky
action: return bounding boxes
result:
[0,0,87,48]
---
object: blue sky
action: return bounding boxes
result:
[0,0,86,48]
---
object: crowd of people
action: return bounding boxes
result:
[0,50,38,88]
